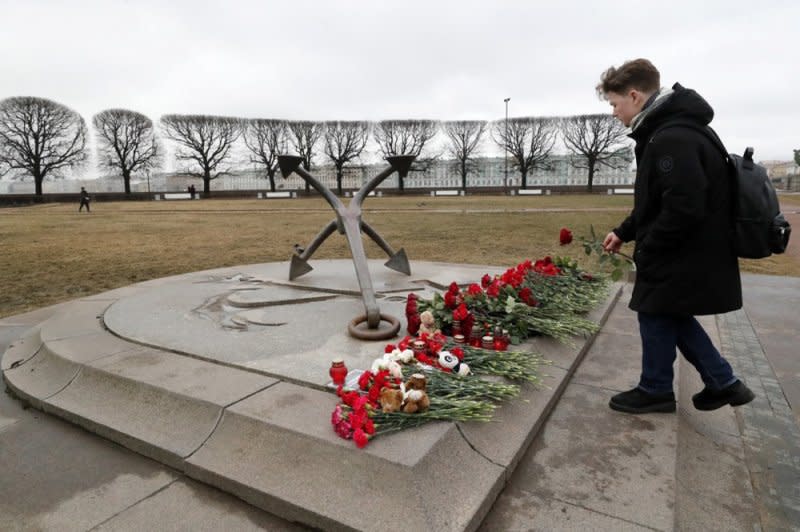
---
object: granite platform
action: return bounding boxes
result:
[1,259,621,531]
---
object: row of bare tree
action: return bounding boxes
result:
[0,96,632,196]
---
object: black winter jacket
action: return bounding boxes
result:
[613,83,742,316]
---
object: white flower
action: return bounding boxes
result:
[388,360,403,379]
[371,357,389,373]
[457,363,471,376]
[389,348,403,362]
[399,349,415,363]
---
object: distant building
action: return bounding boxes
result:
[0,154,636,194]
[762,160,800,191]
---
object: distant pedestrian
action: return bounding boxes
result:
[597,58,754,414]
[189,184,196,199]
[79,187,91,213]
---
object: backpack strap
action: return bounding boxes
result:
[649,120,730,163]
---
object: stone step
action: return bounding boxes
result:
[1,260,624,532]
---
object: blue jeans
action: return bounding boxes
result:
[637,312,738,394]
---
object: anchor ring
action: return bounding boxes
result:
[347,313,401,341]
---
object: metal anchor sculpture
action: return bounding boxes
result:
[278,154,416,340]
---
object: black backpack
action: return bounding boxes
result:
[653,123,791,259]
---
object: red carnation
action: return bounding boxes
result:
[559,227,573,245]
[384,344,396,353]
[451,347,464,360]
[353,427,369,448]
[358,371,372,390]
[519,287,538,306]
[481,274,492,288]
[365,418,375,435]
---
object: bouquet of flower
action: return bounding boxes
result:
[329,333,545,448]
[407,256,607,344]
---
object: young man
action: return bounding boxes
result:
[598,58,754,414]
[79,187,91,213]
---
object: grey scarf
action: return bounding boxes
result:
[630,86,674,132]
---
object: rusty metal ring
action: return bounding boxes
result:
[347,313,401,341]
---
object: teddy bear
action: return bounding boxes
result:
[379,386,404,413]
[402,373,430,413]
[438,350,471,376]
[418,310,440,336]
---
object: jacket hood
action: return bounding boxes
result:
[630,82,714,142]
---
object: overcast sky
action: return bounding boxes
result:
[1,0,798,162]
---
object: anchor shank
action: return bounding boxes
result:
[341,211,381,328]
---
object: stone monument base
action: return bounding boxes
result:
[1,260,620,531]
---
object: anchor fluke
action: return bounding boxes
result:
[278,155,304,179]
[384,248,411,275]
[289,254,314,280]
[386,155,416,179]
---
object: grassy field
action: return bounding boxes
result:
[1,194,798,319]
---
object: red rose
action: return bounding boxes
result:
[444,291,458,309]
[559,228,573,245]
[467,283,483,296]
[481,274,492,288]
[353,428,369,448]
[451,347,464,360]
[448,282,460,295]
[365,418,375,435]
[407,314,421,335]
[486,281,501,298]
[384,344,396,353]
[453,302,469,321]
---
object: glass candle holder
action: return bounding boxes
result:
[329,358,348,385]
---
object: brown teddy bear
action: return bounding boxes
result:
[418,310,440,336]
[402,373,430,413]
[379,386,404,413]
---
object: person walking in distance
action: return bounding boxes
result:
[79,187,91,213]
[597,58,754,414]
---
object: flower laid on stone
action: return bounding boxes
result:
[407,256,607,344]
[329,332,544,448]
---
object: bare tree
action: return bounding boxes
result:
[443,120,487,190]
[93,109,159,195]
[160,114,241,197]
[560,114,632,192]
[322,121,370,195]
[287,121,323,193]
[242,119,288,192]
[493,117,557,188]
[0,96,87,195]
[374,119,439,191]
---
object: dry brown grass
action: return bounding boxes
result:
[1,195,798,318]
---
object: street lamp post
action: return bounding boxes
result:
[504,97,510,189]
